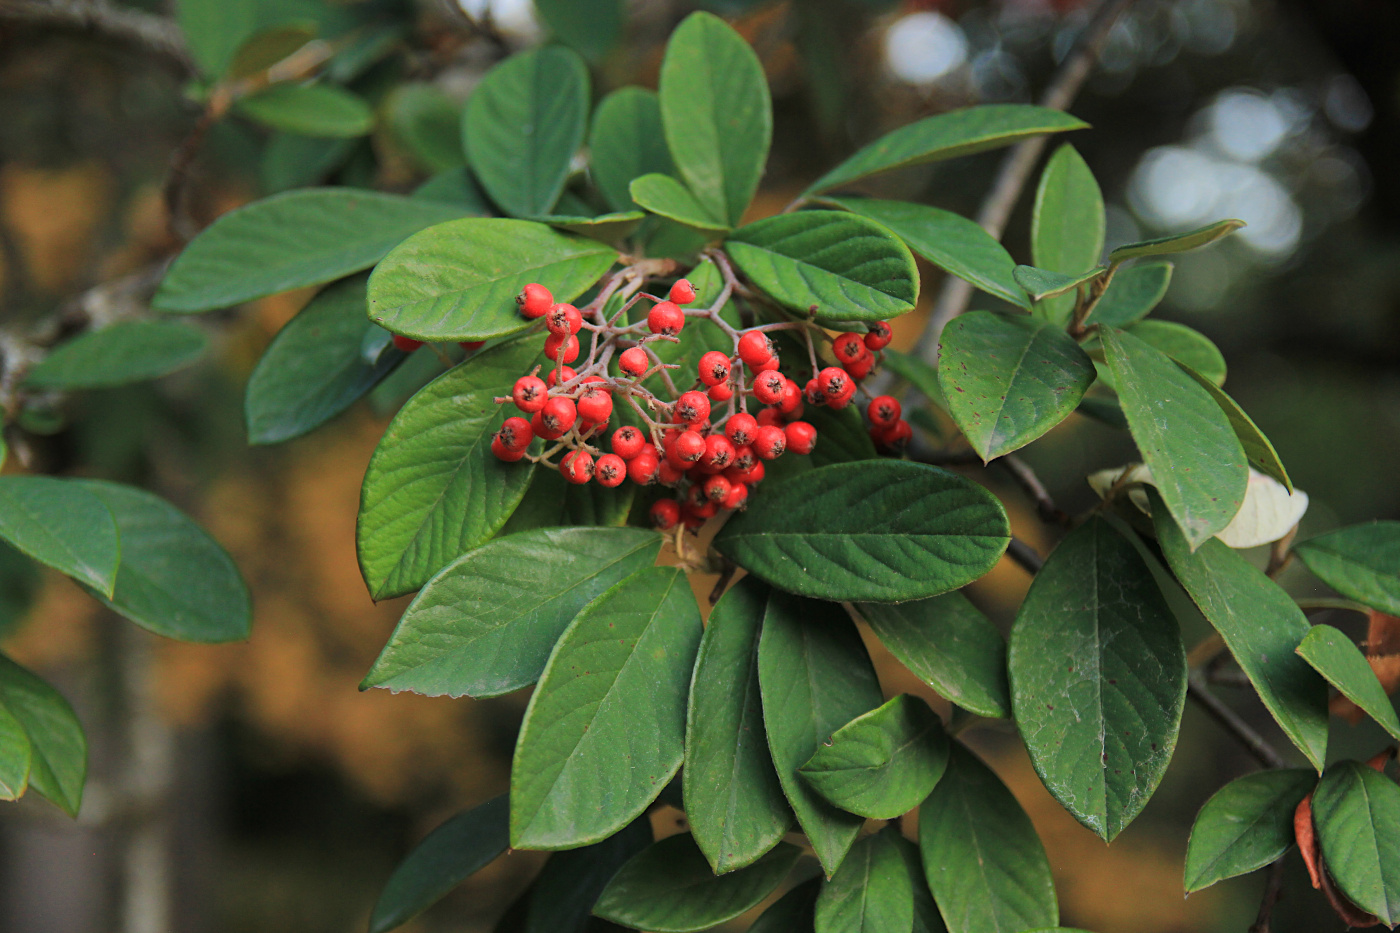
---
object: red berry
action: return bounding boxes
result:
[513,375,548,413]
[518,283,554,319]
[700,435,736,472]
[776,379,803,416]
[721,481,748,510]
[669,279,697,305]
[628,452,660,485]
[816,366,849,400]
[650,498,681,530]
[702,474,731,503]
[491,436,525,461]
[737,331,774,369]
[647,301,685,336]
[674,391,711,426]
[546,303,583,336]
[657,459,684,485]
[560,450,594,484]
[595,453,627,488]
[708,382,733,402]
[753,425,786,460]
[538,397,577,438]
[460,340,485,353]
[725,413,759,447]
[546,365,578,388]
[498,416,534,451]
[752,370,785,405]
[844,354,876,381]
[833,332,870,366]
[784,421,817,455]
[864,320,893,351]
[612,426,645,460]
[544,333,579,363]
[619,347,650,377]
[577,387,613,424]
[393,335,424,352]
[867,395,902,428]
[755,408,785,428]
[698,351,731,387]
[674,430,706,463]
[876,419,913,451]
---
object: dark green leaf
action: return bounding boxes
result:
[387,83,465,173]
[1183,769,1315,893]
[236,83,374,137]
[715,461,1009,603]
[589,88,674,214]
[800,694,948,821]
[1297,625,1400,741]
[1178,366,1292,492]
[815,828,914,933]
[1083,262,1172,328]
[511,567,701,848]
[937,311,1095,461]
[536,0,624,61]
[858,594,1009,719]
[1151,490,1328,770]
[1102,327,1246,549]
[1126,320,1226,386]
[25,321,206,390]
[0,655,85,816]
[0,702,29,800]
[1031,144,1104,326]
[803,105,1087,197]
[357,337,541,599]
[725,211,918,324]
[464,46,589,218]
[685,576,793,873]
[1108,220,1244,262]
[1009,517,1186,840]
[369,795,508,933]
[368,218,616,341]
[1294,522,1400,616]
[1312,760,1400,926]
[261,132,355,193]
[154,189,469,313]
[659,12,771,227]
[1012,265,1103,304]
[629,174,729,231]
[78,480,252,643]
[758,591,883,875]
[0,476,119,597]
[595,834,800,932]
[919,742,1058,933]
[521,819,653,933]
[881,349,948,413]
[749,877,821,933]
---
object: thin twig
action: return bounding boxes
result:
[0,0,194,73]
[1248,856,1287,933]
[1000,455,1070,526]
[1187,671,1287,770]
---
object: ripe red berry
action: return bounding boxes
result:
[647,301,685,336]
[544,333,580,364]
[577,387,613,424]
[518,283,554,319]
[491,436,525,461]
[721,481,748,510]
[657,459,684,485]
[546,303,583,336]
[669,279,697,305]
[460,341,485,353]
[673,430,706,463]
[595,454,627,488]
[844,353,875,381]
[876,419,913,451]
[674,391,711,426]
[832,332,870,366]
[864,320,893,351]
[628,452,660,485]
[784,420,817,455]
[513,375,547,413]
[698,351,731,387]
[619,347,650,377]
[560,450,594,484]
[752,370,786,405]
[537,397,577,438]
[393,335,424,352]
[546,365,578,388]
[725,413,759,447]
[702,474,731,503]
[612,426,645,460]
[708,382,733,402]
[816,366,849,400]
[776,379,803,416]
[650,498,681,530]
[498,416,534,451]
[700,434,735,472]
[737,331,774,369]
[753,425,787,460]
[868,395,902,428]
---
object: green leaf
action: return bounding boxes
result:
[1312,760,1400,926]
[368,218,616,341]
[1297,625,1400,741]
[1031,144,1104,326]
[1101,327,1246,549]
[77,480,251,643]
[356,337,540,599]
[0,702,30,800]
[535,0,624,61]
[858,594,1009,719]
[725,211,918,324]
[758,591,883,876]
[629,174,729,232]
[594,835,800,932]
[825,198,1028,309]
[362,528,660,697]
[881,349,948,413]
[800,694,948,821]
[517,819,653,933]
[1108,219,1244,263]
[1009,517,1186,840]
[510,567,702,849]
[155,189,469,313]
[236,83,374,137]
[1083,262,1172,328]
[1294,522,1400,616]
[919,742,1058,933]
[1183,769,1315,893]
[937,311,1095,462]
[464,46,589,218]
[803,105,1087,197]
[1150,490,1328,770]
[1178,366,1292,492]
[815,828,914,933]
[24,321,206,390]
[750,877,821,933]
[589,88,674,214]
[685,576,793,873]
[715,461,1009,603]
[659,12,771,227]
[1012,265,1103,304]
[369,794,508,933]
[387,83,465,173]
[0,655,85,816]
[0,476,119,597]
[1126,320,1226,386]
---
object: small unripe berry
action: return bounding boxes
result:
[844,353,875,381]
[460,341,485,353]
[513,375,548,413]
[647,301,685,336]
[618,347,650,377]
[498,416,534,451]
[725,413,759,447]
[817,366,849,400]
[611,426,645,460]
[491,436,525,461]
[784,420,817,455]
[651,498,681,530]
[674,391,711,426]
[702,474,731,503]
[577,387,613,424]
[753,425,787,460]
[708,382,733,402]
[537,397,577,438]
[628,452,660,485]
[560,450,594,484]
[673,429,706,463]
[544,333,580,363]
[863,320,893,351]
[595,454,627,488]
[698,351,731,387]
[669,279,697,305]
[721,481,748,510]
[868,395,902,428]
[700,434,736,472]
[737,331,774,369]
[518,283,554,319]
[393,335,424,352]
[832,332,870,366]
[546,365,578,388]
[546,303,583,336]
[752,370,786,405]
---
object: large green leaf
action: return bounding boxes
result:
[516,819,653,933]
[594,834,799,932]
[825,198,1027,309]
[750,878,821,933]
[368,794,509,933]
[1297,625,1400,741]
[1294,522,1400,615]
[858,594,1009,719]
[362,528,660,697]
[367,218,616,341]
[356,338,540,599]
[536,0,624,61]
[154,189,468,313]
[1179,366,1292,491]
[715,461,1009,603]
[919,742,1058,933]
[1312,760,1400,926]
[78,481,251,642]
[1182,769,1315,893]
[937,311,1095,461]
[510,567,701,849]
[589,88,674,214]
[725,211,918,324]
[803,105,1087,197]
[236,83,374,137]
[659,12,771,227]
[758,591,883,876]
[1108,220,1244,262]
[685,576,793,874]
[463,46,589,218]
[1151,490,1328,770]
[800,695,948,821]
[0,476,119,597]
[0,655,85,816]
[1101,327,1246,549]
[815,828,914,933]
[1031,145,1104,326]
[1126,320,1226,386]
[1009,517,1185,840]
[629,174,729,232]
[0,702,29,801]
[25,321,206,390]
[1083,262,1172,328]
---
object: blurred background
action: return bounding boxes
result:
[0,0,1397,930]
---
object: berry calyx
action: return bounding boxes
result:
[698,351,731,387]
[647,301,685,336]
[560,450,594,484]
[864,320,893,351]
[868,395,902,428]
[544,333,580,363]
[618,347,650,377]
[737,331,774,369]
[726,413,759,447]
[674,391,711,426]
[518,283,554,319]
[595,454,627,488]
[546,303,583,336]
[753,425,787,460]
[650,498,681,530]
[611,426,645,460]
[669,279,697,304]
[784,420,817,455]
[393,335,424,352]
[513,375,548,413]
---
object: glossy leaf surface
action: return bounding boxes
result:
[1183,769,1315,893]
[1297,625,1400,741]
[1294,522,1400,616]
[0,476,118,597]
[1312,760,1400,926]
[25,321,206,390]
[815,828,914,933]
